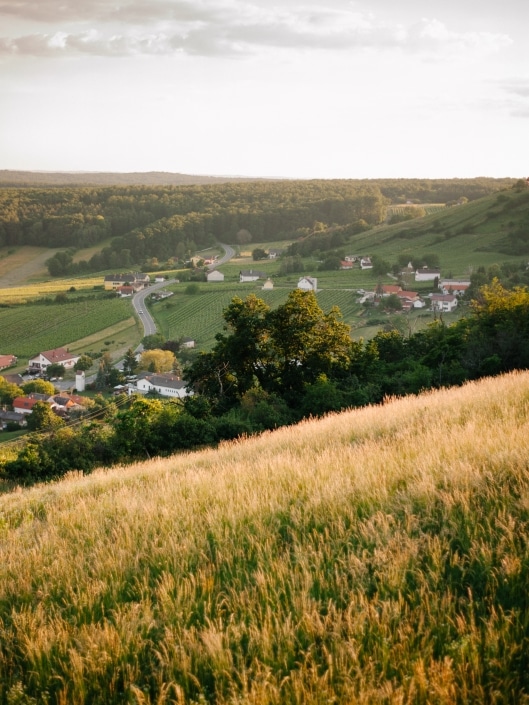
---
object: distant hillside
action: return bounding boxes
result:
[0,170,265,187]
[302,183,529,276]
[1,371,529,703]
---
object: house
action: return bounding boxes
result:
[298,276,318,292]
[431,294,458,312]
[262,278,274,290]
[104,273,150,291]
[0,410,27,429]
[340,260,354,270]
[136,373,192,398]
[13,396,55,415]
[439,279,471,296]
[116,285,134,297]
[0,354,17,370]
[239,270,267,282]
[180,337,195,349]
[377,285,402,297]
[28,347,80,374]
[415,267,441,282]
[207,269,225,282]
[360,257,373,270]
[268,249,284,259]
[154,276,166,283]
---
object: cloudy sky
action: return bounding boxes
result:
[0,0,527,179]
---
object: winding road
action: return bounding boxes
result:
[132,243,234,346]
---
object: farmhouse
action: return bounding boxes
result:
[439,279,471,296]
[298,276,318,292]
[239,270,267,283]
[431,294,458,312]
[268,249,284,259]
[360,257,373,270]
[207,270,225,282]
[28,347,80,374]
[0,410,27,429]
[136,373,192,398]
[13,396,54,415]
[104,273,150,291]
[0,354,17,370]
[340,260,354,270]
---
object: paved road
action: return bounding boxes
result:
[132,278,175,342]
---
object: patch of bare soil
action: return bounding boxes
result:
[0,248,59,288]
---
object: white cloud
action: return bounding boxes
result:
[0,2,513,59]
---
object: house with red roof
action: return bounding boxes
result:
[28,347,80,374]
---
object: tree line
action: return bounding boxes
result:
[0,178,515,275]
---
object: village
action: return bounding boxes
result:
[0,259,471,432]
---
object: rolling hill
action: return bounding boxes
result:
[1,371,528,703]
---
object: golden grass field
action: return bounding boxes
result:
[1,371,529,703]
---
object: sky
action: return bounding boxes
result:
[0,0,528,180]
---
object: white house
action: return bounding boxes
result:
[28,347,80,374]
[104,273,150,291]
[207,269,225,282]
[136,373,192,398]
[431,294,458,312]
[262,278,274,290]
[180,337,195,349]
[439,279,471,296]
[298,276,318,292]
[239,270,267,282]
[415,268,441,282]
[360,257,373,270]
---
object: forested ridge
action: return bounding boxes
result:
[0,178,515,276]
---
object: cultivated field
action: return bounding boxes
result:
[0,298,135,360]
[0,371,528,703]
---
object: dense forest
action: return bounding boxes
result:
[0,178,516,276]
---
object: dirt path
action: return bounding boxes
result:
[0,248,60,288]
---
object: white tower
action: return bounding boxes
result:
[75,370,85,392]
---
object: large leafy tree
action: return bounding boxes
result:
[186,290,352,409]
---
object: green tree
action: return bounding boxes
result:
[252,248,268,261]
[0,377,23,405]
[74,354,93,372]
[123,348,139,376]
[26,402,64,432]
[45,363,65,379]
[21,379,56,396]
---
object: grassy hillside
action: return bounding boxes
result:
[342,187,529,275]
[1,372,529,703]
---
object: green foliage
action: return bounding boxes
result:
[141,332,166,350]
[21,379,55,396]
[73,354,93,372]
[25,402,64,432]
[252,247,268,260]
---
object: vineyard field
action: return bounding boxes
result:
[0,298,132,359]
[152,284,366,352]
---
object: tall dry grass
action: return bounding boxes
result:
[1,372,529,703]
